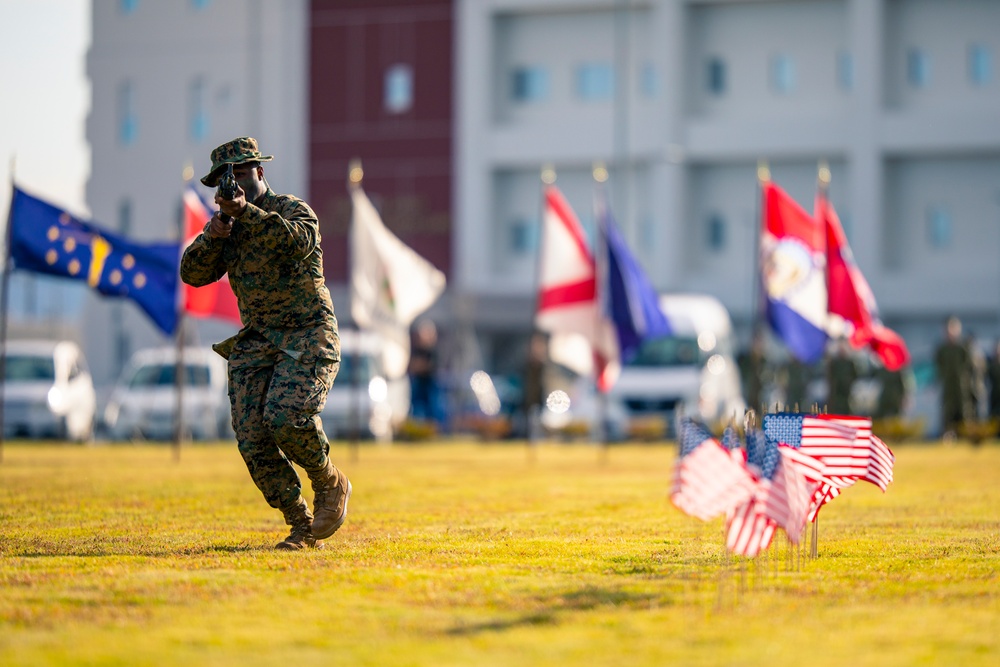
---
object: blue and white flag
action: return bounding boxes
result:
[8,185,181,335]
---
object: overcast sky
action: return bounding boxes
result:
[0,0,91,220]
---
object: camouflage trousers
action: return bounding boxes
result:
[228,332,340,512]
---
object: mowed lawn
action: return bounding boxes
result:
[0,438,998,666]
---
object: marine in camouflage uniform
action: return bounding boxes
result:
[180,137,351,550]
[934,316,971,438]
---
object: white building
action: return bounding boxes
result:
[456,0,1000,364]
[85,0,308,387]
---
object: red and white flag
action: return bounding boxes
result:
[670,441,757,522]
[818,194,909,371]
[182,187,242,326]
[535,186,618,390]
[726,498,777,558]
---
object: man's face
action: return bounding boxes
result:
[232,163,262,195]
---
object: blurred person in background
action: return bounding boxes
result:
[180,137,351,551]
[934,316,971,439]
[737,331,769,413]
[987,340,1000,421]
[783,357,811,412]
[826,339,858,415]
[964,332,987,420]
[408,319,445,426]
[875,364,913,420]
[521,331,548,442]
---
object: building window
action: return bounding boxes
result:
[640,62,658,98]
[384,64,414,114]
[837,51,854,91]
[771,54,796,94]
[189,77,209,142]
[907,48,930,88]
[511,66,549,102]
[118,80,137,146]
[120,0,139,14]
[969,44,992,86]
[510,218,537,254]
[706,214,726,251]
[927,206,952,248]
[191,0,212,9]
[576,63,614,101]
[706,57,726,95]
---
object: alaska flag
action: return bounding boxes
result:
[599,202,671,364]
[760,181,829,364]
[8,186,181,335]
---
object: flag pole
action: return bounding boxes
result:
[593,162,611,459]
[752,162,770,415]
[0,156,17,463]
[527,165,557,462]
[810,161,832,559]
[347,159,364,463]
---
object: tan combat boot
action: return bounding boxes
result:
[275,497,322,550]
[309,461,352,540]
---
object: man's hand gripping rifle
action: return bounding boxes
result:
[217,163,238,223]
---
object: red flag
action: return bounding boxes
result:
[182,188,242,326]
[817,195,909,370]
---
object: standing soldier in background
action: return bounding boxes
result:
[521,331,548,441]
[875,364,912,419]
[783,357,811,412]
[826,339,858,415]
[934,316,971,440]
[737,332,769,413]
[180,137,351,550]
[987,340,1000,422]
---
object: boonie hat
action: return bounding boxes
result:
[200,136,274,187]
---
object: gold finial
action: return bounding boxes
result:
[182,161,194,182]
[348,158,364,185]
[818,160,831,187]
[592,161,609,183]
[540,164,556,185]
[757,160,771,184]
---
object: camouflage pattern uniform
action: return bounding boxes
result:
[180,139,346,546]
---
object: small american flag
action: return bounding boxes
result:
[671,419,756,521]
[726,498,776,557]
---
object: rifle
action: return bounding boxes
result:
[217,163,238,223]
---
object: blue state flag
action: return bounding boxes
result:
[599,202,672,363]
[8,186,181,335]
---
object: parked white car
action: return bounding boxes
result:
[2,339,96,441]
[320,330,407,441]
[103,347,230,441]
[608,293,746,433]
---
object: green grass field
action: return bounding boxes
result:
[1,439,998,666]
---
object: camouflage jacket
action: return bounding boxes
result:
[179,188,340,364]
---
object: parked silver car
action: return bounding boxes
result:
[2,339,97,441]
[103,347,230,441]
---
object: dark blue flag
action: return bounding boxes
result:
[599,202,672,363]
[8,186,181,335]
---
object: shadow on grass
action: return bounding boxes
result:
[12,542,262,558]
[445,585,660,636]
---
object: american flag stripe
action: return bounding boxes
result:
[726,499,776,557]
[863,435,895,491]
[800,417,869,477]
[768,447,821,541]
[671,439,756,521]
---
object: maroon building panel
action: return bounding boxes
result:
[309,0,453,283]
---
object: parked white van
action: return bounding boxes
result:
[2,339,97,441]
[608,293,745,433]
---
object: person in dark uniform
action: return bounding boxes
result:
[181,137,351,550]
[986,340,1000,421]
[875,365,912,419]
[408,319,445,426]
[826,339,858,415]
[521,331,548,441]
[934,316,971,439]
[737,332,769,413]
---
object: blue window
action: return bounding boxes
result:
[707,57,726,95]
[118,80,137,146]
[837,51,854,91]
[771,54,796,94]
[384,64,413,114]
[907,48,930,88]
[510,218,538,254]
[640,62,658,98]
[927,206,952,248]
[707,214,726,251]
[576,63,614,100]
[969,44,992,86]
[191,0,212,8]
[512,67,549,102]
[120,0,139,14]
[189,77,209,142]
